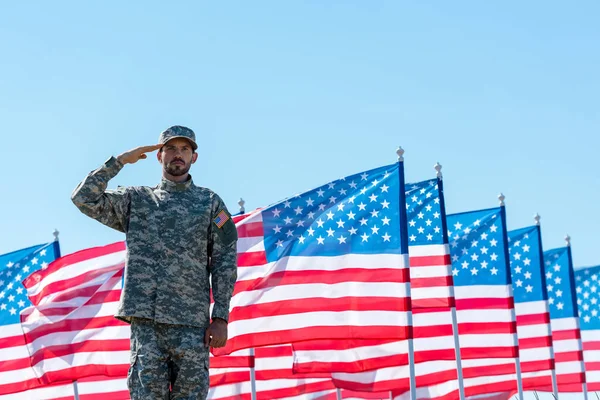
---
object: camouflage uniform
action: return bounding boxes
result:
[71,126,238,400]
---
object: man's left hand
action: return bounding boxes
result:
[205,318,228,348]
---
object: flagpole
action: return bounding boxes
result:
[499,194,524,400]
[565,235,589,400]
[250,347,257,400]
[53,229,61,258]
[435,163,466,400]
[535,214,559,400]
[336,388,342,400]
[397,147,416,400]
[73,380,80,400]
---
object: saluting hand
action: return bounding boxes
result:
[117,144,162,165]
[205,318,228,348]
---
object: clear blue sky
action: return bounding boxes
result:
[1,2,599,398]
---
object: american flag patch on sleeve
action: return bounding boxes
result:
[213,210,230,228]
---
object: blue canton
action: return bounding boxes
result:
[446,207,511,286]
[508,225,547,303]
[405,179,445,246]
[0,242,60,325]
[575,266,600,331]
[261,163,406,261]
[542,247,578,320]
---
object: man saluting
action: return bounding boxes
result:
[71,125,238,400]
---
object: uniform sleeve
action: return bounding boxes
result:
[71,156,131,233]
[208,195,238,323]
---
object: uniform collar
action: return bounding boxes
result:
[159,175,193,192]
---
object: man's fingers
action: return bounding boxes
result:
[139,144,162,153]
[204,328,211,348]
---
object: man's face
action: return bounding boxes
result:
[157,137,198,177]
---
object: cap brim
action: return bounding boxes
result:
[162,136,198,151]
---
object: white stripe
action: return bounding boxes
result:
[413,335,456,352]
[555,360,585,374]
[584,349,600,363]
[411,286,452,300]
[454,285,512,300]
[409,265,451,279]
[514,300,549,315]
[255,377,332,391]
[516,323,551,339]
[229,310,409,338]
[293,341,408,365]
[279,389,337,400]
[209,366,250,377]
[0,362,40,385]
[26,250,126,298]
[208,381,253,399]
[409,244,449,257]
[236,236,265,253]
[581,329,600,341]
[519,347,553,362]
[32,351,129,374]
[550,317,580,331]
[521,370,553,379]
[456,309,514,323]
[461,358,516,368]
[232,282,410,307]
[237,253,409,282]
[21,300,120,332]
[458,333,517,348]
[334,365,410,382]
[33,274,123,309]
[76,377,129,394]
[586,370,600,382]
[412,310,453,326]
[553,338,583,353]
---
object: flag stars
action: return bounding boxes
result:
[361,233,370,242]
[284,217,293,225]
[369,194,378,202]
[371,210,380,218]
[525,285,533,292]
[382,233,391,242]
[514,266,522,274]
[273,225,282,234]
[490,267,499,275]
[337,235,347,244]
[9,307,16,315]
[316,236,325,245]
[326,228,335,237]
[336,219,345,228]
[382,217,390,226]
[471,267,479,275]
[326,211,335,220]
[522,245,530,252]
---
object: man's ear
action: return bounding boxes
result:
[191,152,199,164]
[157,149,163,163]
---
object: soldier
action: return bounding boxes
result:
[71,125,238,399]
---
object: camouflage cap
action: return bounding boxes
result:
[158,125,198,151]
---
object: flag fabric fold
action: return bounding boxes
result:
[575,265,600,392]
[507,225,555,391]
[543,246,587,392]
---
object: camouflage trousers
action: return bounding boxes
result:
[127,317,209,400]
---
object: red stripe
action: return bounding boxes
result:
[40,364,129,386]
[236,221,264,238]
[588,382,600,391]
[458,321,516,334]
[411,297,454,308]
[237,251,267,267]
[409,254,451,267]
[24,315,128,343]
[233,268,409,295]
[22,242,125,289]
[22,291,122,319]
[210,370,251,386]
[519,359,554,372]
[409,276,452,289]
[585,361,600,371]
[518,335,552,349]
[522,374,554,391]
[462,362,516,378]
[334,375,409,393]
[210,356,254,368]
[229,296,411,322]
[463,380,517,398]
[415,368,458,387]
[414,348,457,363]
[460,346,519,359]
[455,297,514,310]
[553,329,581,340]
[413,323,453,338]
[42,274,123,305]
[556,372,586,386]
[516,312,550,325]
[293,353,409,374]
[292,338,399,351]
[29,262,124,306]
[212,325,411,357]
[554,350,584,362]
[583,340,600,351]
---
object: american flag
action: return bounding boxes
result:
[0,241,60,395]
[18,241,130,385]
[290,178,462,400]
[575,266,600,392]
[0,376,130,400]
[507,225,555,391]
[446,206,519,397]
[214,162,410,356]
[542,245,587,392]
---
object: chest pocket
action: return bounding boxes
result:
[160,192,211,256]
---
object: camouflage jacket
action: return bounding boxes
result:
[71,156,238,328]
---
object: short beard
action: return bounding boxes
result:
[164,162,191,177]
